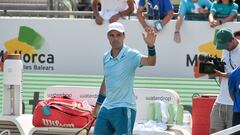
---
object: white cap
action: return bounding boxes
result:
[107,22,125,33]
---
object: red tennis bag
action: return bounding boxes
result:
[32,96,95,129]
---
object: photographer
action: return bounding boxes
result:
[209,28,240,133]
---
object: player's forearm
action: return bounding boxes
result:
[146,46,156,65]
[146,56,156,65]
[99,78,106,96]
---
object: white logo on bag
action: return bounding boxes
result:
[42,119,74,128]
[72,101,92,111]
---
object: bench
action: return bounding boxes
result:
[30,85,191,135]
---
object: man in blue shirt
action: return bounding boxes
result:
[173,0,212,43]
[137,0,174,32]
[93,22,157,135]
[228,67,240,134]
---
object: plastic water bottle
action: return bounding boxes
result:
[168,104,175,124]
[176,104,184,125]
[147,102,155,120]
[154,101,162,122]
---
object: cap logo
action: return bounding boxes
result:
[217,38,222,42]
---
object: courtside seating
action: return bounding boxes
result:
[29,86,191,135]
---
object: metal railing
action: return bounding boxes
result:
[211,124,240,135]
[0,3,49,10]
[0,0,51,10]
[0,10,239,21]
[0,10,94,18]
[0,0,92,11]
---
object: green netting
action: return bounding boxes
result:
[0,73,219,114]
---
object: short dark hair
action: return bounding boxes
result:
[234,31,240,37]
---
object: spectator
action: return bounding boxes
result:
[228,67,240,135]
[173,0,212,43]
[92,22,157,135]
[227,30,240,135]
[235,0,240,13]
[208,0,238,28]
[137,0,174,32]
[92,0,134,25]
[209,28,240,133]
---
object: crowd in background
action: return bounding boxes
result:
[91,0,238,44]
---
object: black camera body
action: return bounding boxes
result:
[198,54,225,74]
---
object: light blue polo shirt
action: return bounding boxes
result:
[210,2,238,16]
[178,0,212,20]
[102,44,143,110]
[228,67,240,112]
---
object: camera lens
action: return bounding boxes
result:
[199,54,209,61]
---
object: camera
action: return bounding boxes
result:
[198,54,225,74]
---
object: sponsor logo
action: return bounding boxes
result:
[42,119,75,128]
[145,96,172,102]
[47,93,72,98]
[79,94,98,98]
[0,26,55,72]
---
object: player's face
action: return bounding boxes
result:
[107,30,125,49]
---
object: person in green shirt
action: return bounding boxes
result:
[208,0,238,28]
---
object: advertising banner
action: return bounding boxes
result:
[0,17,239,77]
[44,86,180,120]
